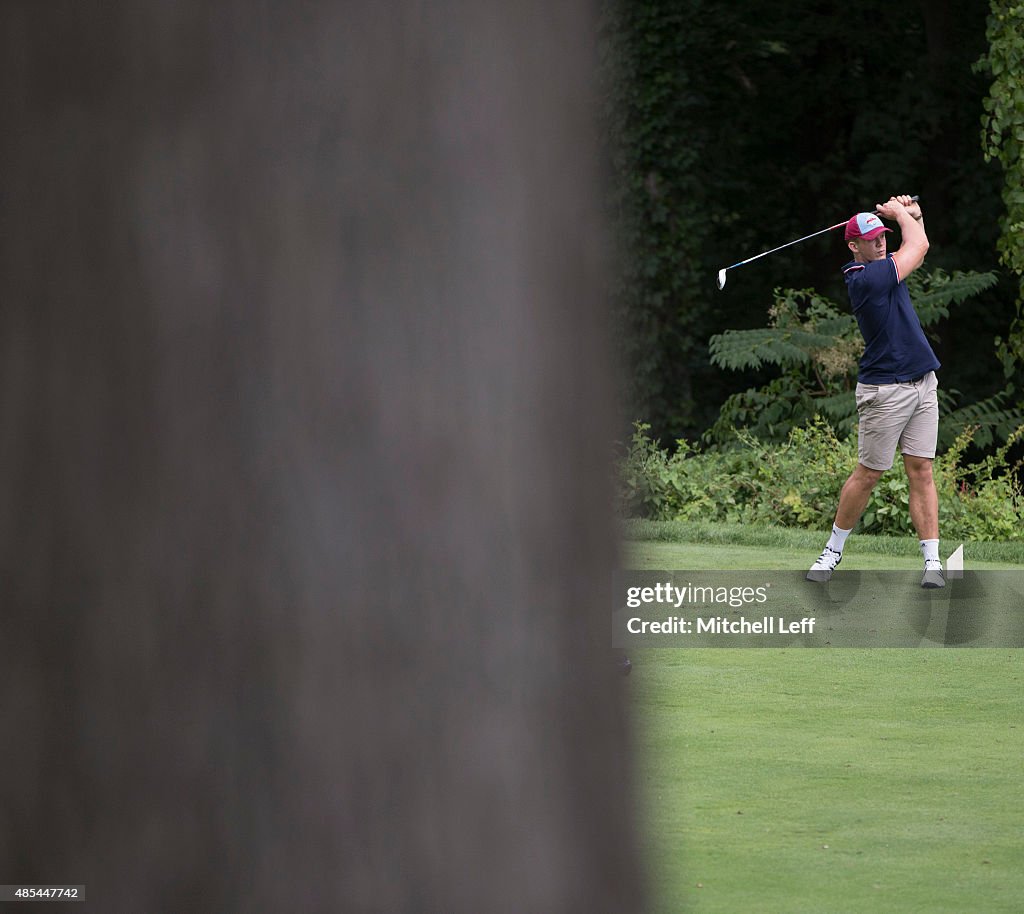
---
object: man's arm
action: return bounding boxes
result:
[877,194,928,282]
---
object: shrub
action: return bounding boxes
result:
[618,419,1024,541]
[935,425,1024,542]
[617,418,854,527]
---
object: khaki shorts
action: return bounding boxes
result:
[855,371,939,471]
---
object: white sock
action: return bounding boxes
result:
[920,539,940,565]
[827,524,853,554]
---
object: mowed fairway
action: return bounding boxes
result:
[626,534,1024,913]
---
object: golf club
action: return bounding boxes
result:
[716,196,919,290]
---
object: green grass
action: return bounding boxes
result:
[624,526,1024,912]
[631,650,1024,913]
[622,519,1024,569]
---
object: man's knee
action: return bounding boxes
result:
[903,454,934,486]
[851,462,885,489]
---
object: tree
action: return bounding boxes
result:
[978,0,1024,372]
[0,3,642,910]
[602,0,1010,442]
[600,1,717,440]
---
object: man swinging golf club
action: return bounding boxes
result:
[807,194,945,588]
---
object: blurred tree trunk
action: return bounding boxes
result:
[0,3,644,911]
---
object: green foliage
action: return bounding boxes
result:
[703,270,1021,451]
[940,384,1024,450]
[908,266,1000,324]
[706,288,863,441]
[599,1,1006,442]
[936,424,1024,541]
[599,1,715,439]
[861,475,914,537]
[618,418,1024,542]
[977,0,1024,366]
[617,418,853,529]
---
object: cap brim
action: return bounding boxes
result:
[858,227,891,240]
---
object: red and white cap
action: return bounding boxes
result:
[844,212,891,241]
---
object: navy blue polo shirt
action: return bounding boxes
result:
[842,254,940,384]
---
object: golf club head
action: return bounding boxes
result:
[717,268,727,290]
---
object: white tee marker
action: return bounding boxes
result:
[947,543,964,579]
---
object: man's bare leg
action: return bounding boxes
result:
[904,454,944,587]
[903,454,938,539]
[835,463,885,530]
[807,463,883,581]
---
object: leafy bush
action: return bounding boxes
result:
[935,424,1024,541]
[617,418,854,528]
[618,419,1024,542]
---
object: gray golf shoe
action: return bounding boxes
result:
[921,561,945,589]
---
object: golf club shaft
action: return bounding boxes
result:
[721,196,919,275]
[724,221,846,272]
